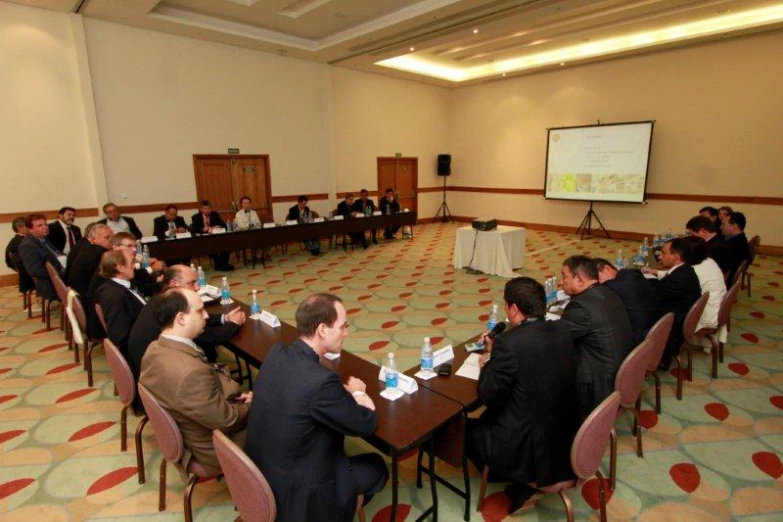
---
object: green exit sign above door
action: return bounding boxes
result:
[228,148,240,154]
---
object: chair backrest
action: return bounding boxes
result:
[213,430,277,522]
[71,292,87,332]
[138,384,185,464]
[104,338,136,407]
[644,313,674,371]
[718,281,741,327]
[45,261,68,303]
[732,259,749,287]
[94,303,109,333]
[570,391,621,480]
[683,292,710,342]
[747,235,761,265]
[614,340,652,409]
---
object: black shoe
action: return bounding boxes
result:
[311,250,321,256]
[505,483,538,515]
[372,239,379,245]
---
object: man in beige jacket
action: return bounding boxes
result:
[140,287,251,476]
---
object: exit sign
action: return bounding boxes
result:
[228,148,240,154]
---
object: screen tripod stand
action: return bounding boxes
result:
[576,201,610,239]
[434,175,453,223]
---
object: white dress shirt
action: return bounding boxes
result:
[106,216,130,234]
[234,208,261,230]
[111,277,147,304]
[692,257,727,342]
[160,333,205,356]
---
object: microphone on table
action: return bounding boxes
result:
[487,321,507,340]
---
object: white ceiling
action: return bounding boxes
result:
[9,0,783,86]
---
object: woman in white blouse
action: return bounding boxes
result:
[683,236,727,353]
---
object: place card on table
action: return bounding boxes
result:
[140,236,158,243]
[257,310,280,327]
[262,222,276,228]
[377,367,418,394]
[373,211,382,216]
[176,232,192,239]
[333,215,344,221]
[285,220,298,226]
[432,344,454,367]
[211,228,226,234]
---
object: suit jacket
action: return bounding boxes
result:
[724,232,750,284]
[351,198,376,216]
[191,211,226,234]
[603,269,662,346]
[93,279,145,357]
[98,215,143,239]
[140,336,249,476]
[286,204,312,222]
[379,197,400,214]
[47,221,82,253]
[477,319,580,486]
[18,235,64,300]
[5,234,34,293]
[64,237,90,282]
[705,235,732,276]
[648,264,702,357]
[129,303,240,411]
[336,200,354,218]
[245,340,377,522]
[66,243,108,297]
[153,215,188,240]
[561,284,633,416]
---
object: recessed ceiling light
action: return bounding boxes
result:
[409,47,415,52]
[473,28,479,34]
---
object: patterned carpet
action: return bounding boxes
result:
[1,223,781,521]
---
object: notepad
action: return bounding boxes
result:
[455,353,482,381]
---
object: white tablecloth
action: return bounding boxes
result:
[453,225,525,278]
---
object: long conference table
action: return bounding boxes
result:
[147,212,418,261]
[207,297,463,522]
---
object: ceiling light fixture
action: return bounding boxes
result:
[473,28,479,34]
[409,47,415,52]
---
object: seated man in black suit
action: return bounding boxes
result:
[351,189,378,244]
[110,232,165,297]
[686,215,732,277]
[378,188,401,239]
[152,204,190,265]
[5,217,34,295]
[191,200,234,271]
[66,224,114,298]
[720,211,750,284]
[48,206,82,256]
[64,222,99,282]
[287,195,321,256]
[18,213,65,301]
[99,202,143,239]
[93,250,146,358]
[643,238,702,370]
[595,258,662,346]
[127,264,246,412]
[560,255,633,418]
[337,193,368,249]
[470,277,580,514]
[245,293,387,521]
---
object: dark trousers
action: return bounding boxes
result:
[349,231,367,246]
[384,226,400,238]
[349,453,389,505]
[210,251,231,268]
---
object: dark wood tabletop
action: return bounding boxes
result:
[148,212,417,261]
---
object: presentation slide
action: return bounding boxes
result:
[544,121,653,203]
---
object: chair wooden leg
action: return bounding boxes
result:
[184,473,198,522]
[135,416,148,484]
[45,300,52,330]
[159,459,167,511]
[59,303,65,332]
[120,405,128,451]
[558,490,574,522]
[596,469,608,522]
[609,428,617,491]
[86,342,96,388]
[719,341,724,364]
[26,292,32,318]
[747,272,752,297]
[708,336,719,378]
[632,407,644,458]
[653,371,661,414]
[41,298,46,323]
[476,465,489,512]
[687,348,693,382]
[675,356,683,400]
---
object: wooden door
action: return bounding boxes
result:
[377,157,418,212]
[193,154,274,221]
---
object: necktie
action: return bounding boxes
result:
[67,227,75,249]
[205,215,210,228]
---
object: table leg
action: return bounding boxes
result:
[416,447,425,488]
[390,449,398,522]
[429,437,438,522]
[461,412,470,521]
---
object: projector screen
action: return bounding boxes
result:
[544,121,654,203]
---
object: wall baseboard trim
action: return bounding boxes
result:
[0,273,18,288]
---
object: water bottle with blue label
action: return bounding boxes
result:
[197,266,206,289]
[420,337,434,374]
[141,244,150,269]
[220,277,232,305]
[384,353,398,390]
[615,249,625,269]
[487,304,498,331]
[250,289,260,315]
[549,277,558,304]
[642,237,649,258]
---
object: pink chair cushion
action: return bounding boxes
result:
[644,313,674,372]
[104,339,135,406]
[718,281,741,327]
[615,340,652,409]
[683,293,710,343]
[138,384,185,464]
[571,392,621,480]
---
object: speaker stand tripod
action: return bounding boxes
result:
[576,201,610,239]
[434,175,453,223]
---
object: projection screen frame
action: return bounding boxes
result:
[543,120,655,204]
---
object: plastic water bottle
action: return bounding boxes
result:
[135,243,142,262]
[384,353,398,390]
[220,277,232,305]
[167,220,176,238]
[549,277,558,304]
[250,289,260,315]
[642,237,649,258]
[487,304,499,331]
[615,249,625,269]
[420,337,434,373]
[197,266,206,288]
[141,244,150,269]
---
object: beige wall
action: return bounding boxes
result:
[448,31,783,244]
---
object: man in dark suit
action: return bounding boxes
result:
[98,202,143,239]
[66,224,114,297]
[337,193,368,249]
[686,215,732,276]
[191,200,233,271]
[351,189,378,244]
[5,217,34,294]
[287,195,321,256]
[560,255,633,418]
[47,206,82,256]
[643,238,702,369]
[128,265,246,412]
[378,188,401,239]
[245,294,387,522]
[152,204,190,266]
[721,211,750,284]
[18,213,65,301]
[470,278,580,514]
[93,250,146,358]
[109,232,165,298]
[595,259,662,347]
